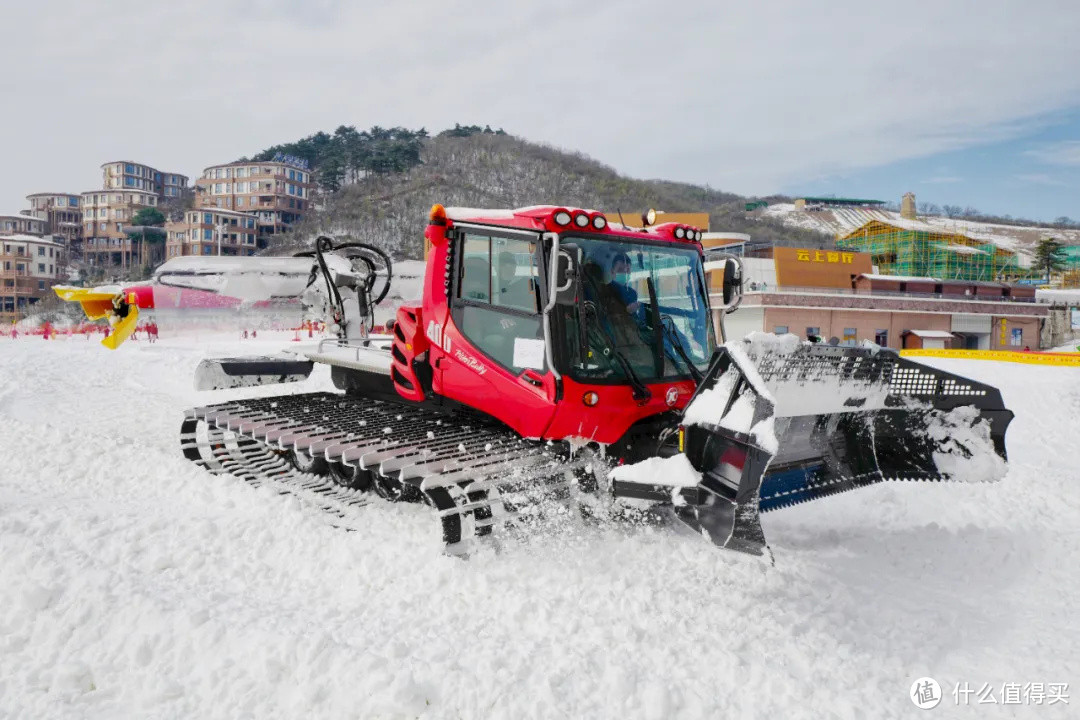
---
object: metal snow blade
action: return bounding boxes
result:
[676,343,1014,555]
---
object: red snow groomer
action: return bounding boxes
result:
[62,205,1014,556]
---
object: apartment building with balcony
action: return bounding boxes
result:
[26,193,82,249]
[0,213,46,236]
[194,160,314,238]
[101,161,188,199]
[80,189,162,267]
[164,208,259,258]
[1,234,64,324]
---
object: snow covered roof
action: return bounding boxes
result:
[762,202,1080,257]
[908,330,955,338]
[0,233,63,246]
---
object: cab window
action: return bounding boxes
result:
[455,233,544,371]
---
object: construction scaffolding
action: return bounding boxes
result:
[837,220,1020,282]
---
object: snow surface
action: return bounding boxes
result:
[1,334,1078,718]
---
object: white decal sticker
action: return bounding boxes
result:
[425,320,451,352]
[454,348,486,375]
[512,338,546,370]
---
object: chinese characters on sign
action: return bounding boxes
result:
[949,681,1069,706]
[795,249,855,264]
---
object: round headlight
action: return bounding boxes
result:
[574,212,589,227]
[553,211,571,226]
[689,230,699,241]
[674,227,686,239]
[592,215,607,230]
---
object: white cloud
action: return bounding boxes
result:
[2,0,1080,211]
[1014,173,1068,186]
[1023,140,1080,166]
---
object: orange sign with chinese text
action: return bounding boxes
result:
[773,247,873,289]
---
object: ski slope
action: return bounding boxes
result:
[1,333,1077,718]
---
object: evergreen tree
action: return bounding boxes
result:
[1034,237,1068,281]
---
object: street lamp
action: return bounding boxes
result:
[215,222,226,256]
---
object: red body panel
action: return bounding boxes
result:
[407,205,708,444]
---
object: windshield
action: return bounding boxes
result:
[559,235,715,383]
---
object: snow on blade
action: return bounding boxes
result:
[925,405,1008,483]
[742,331,802,356]
[609,453,702,488]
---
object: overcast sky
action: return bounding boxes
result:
[3,0,1079,220]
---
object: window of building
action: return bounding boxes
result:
[38,247,45,256]
[38,263,45,273]
[38,280,45,290]
[774,325,789,334]
[1010,328,1023,346]
[204,229,212,240]
[203,245,213,255]
[236,197,244,207]
[842,328,857,346]
[806,326,820,339]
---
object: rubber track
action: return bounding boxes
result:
[180,392,584,553]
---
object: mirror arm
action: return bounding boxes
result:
[542,231,561,381]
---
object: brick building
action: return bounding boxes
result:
[714,245,1048,350]
[26,193,82,250]
[1,234,64,324]
[81,189,163,268]
[0,213,46,236]
[193,159,314,239]
[165,208,259,258]
[81,161,188,268]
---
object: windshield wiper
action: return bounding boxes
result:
[577,271,652,403]
[662,315,704,384]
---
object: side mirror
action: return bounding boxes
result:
[554,242,581,305]
[717,255,743,311]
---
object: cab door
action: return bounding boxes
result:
[441,225,557,437]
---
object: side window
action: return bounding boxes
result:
[455,233,544,372]
[491,237,539,313]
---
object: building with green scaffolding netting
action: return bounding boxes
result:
[836,220,1020,282]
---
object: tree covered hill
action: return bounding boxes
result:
[255,126,827,259]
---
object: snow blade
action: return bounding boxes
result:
[194,356,314,391]
[677,349,777,555]
[681,343,1015,551]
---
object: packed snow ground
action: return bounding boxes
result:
[1,333,1077,719]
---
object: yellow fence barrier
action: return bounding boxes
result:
[900,348,1080,367]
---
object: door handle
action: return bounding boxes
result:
[521,369,544,387]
